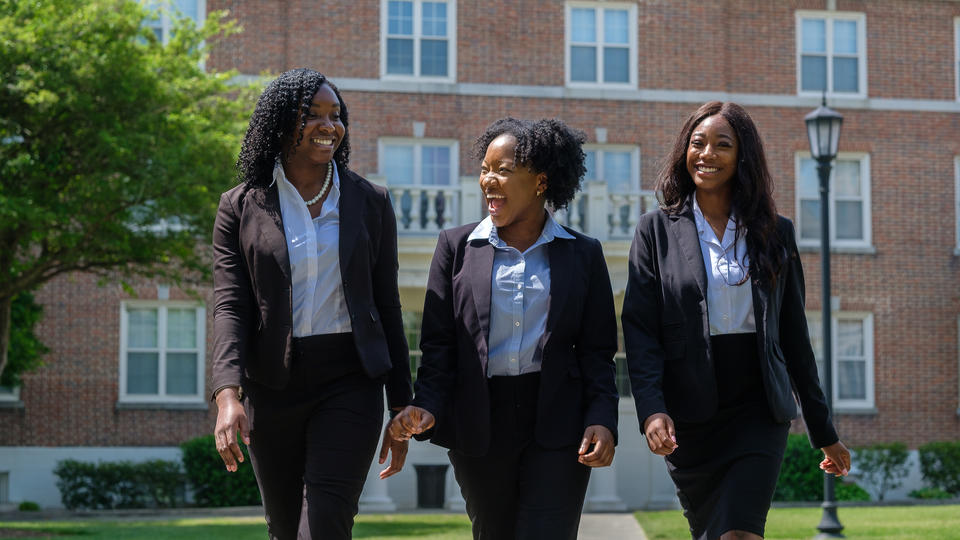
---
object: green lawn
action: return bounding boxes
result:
[0,514,473,540]
[636,504,960,540]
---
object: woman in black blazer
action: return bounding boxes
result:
[622,102,851,540]
[211,69,412,540]
[389,118,619,540]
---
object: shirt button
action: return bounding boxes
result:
[517,283,522,289]
[511,358,517,362]
[515,321,520,327]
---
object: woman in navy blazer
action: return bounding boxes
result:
[622,102,851,540]
[389,118,619,540]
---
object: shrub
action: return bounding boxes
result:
[835,482,870,501]
[53,459,185,510]
[917,441,960,496]
[854,442,910,501]
[774,434,823,501]
[180,434,261,507]
[908,487,953,499]
[17,501,39,511]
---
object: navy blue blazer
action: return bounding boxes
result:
[412,221,619,456]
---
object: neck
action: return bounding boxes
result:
[498,208,547,252]
[694,189,732,222]
[283,159,332,192]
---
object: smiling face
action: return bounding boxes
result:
[480,133,547,240]
[686,114,739,197]
[286,83,345,167]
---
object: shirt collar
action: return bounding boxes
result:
[692,194,738,246]
[273,159,341,213]
[467,211,574,249]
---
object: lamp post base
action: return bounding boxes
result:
[814,500,845,538]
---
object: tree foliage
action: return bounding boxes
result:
[854,442,910,501]
[0,0,256,381]
[1,292,49,388]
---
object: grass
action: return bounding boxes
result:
[636,504,960,540]
[0,514,473,540]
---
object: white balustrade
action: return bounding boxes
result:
[388,184,461,234]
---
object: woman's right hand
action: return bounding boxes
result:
[214,387,250,472]
[643,412,678,456]
[387,405,435,441]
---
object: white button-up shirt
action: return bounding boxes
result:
[275,161,352,337]
[692,196,756,336]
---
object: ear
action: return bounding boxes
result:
[537,172,548,194]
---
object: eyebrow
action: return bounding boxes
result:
[692,130,734,141]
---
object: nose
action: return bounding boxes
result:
[480,171,500,188]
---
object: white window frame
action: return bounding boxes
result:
[795,10,867,99]
[380,0,457,82]
[795,152,872,249]
[564,2,638,89]
[583,145,641,192]
[119,301,206,404]
[377,137,460,186]
[146,0,207,45]
[806,311,876,412]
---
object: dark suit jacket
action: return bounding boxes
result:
[411,222,619,457]
[211,168,412,409]
[621,202,838,448]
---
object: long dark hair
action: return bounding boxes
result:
[236,68,351,187]
[656,101,786,283]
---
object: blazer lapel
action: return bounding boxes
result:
[669,205,708,300]
[249,185,291,281]
[464,240,494,373]
[540,238,573,350]
[338,171,363,271]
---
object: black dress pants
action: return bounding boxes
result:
[447,373,591,540]
[243,333,385,540]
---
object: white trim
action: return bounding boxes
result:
[582,144,641,192]
[118,300,206,405]
[795,152,873,250]
[806,311,876,411]
[377,137,460,185]
[795,10,867,99]
[380,0,457,83]
[956,156,960,251]
[564,2,638,89]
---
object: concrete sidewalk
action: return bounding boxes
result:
[579,512,648,540]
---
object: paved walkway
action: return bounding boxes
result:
[579,512,648,540]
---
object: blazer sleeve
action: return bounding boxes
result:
[411,228,458,423]
[372,189,413,410]
[576,237,620,443]
[779,218,839,449]
[621,216,669,427]
[211,191,253,399]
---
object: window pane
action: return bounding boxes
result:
[833,57,859,92]
[837,320,864,356]
[603,47,629,83]
[166,352,198,395]
[386,38,414,74]
[0,385,15,396]
[127,352,159,394]
[584,151,597,181]
[422,2,447,37]
[571,8,596,42]
[420,39,448,76]
[173,0,198,20]
[834,160,861,196]
[806,315,824,374]
[801,55,827,92]
[604,9,629,44]
[604,151,632,192]
[802,19,826,52]
[838,360,866,400]
[833,20,858,54]
[799,157,819,197]
[571,46,597,81]
[167,308,197,349]
[835,201,863,240]
[421,146,451,185]
[388,1,413,35]
[800,200,821,240]
[128,308,158,348]
[384,145,414,184]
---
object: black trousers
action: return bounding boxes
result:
[243,333,384,540]
[448,373,591,540]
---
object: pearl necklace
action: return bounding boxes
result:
[304,162,333,206]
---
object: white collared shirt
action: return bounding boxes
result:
[275,161,352,337]
[692,196,756,336]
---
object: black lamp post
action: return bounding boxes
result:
[804,97,844,539]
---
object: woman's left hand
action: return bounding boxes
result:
[819,440,851,477]
[378,422,409,479]
[578,425,615,467]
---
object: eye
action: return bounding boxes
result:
[499,167,512,174]
[306,111,317,119]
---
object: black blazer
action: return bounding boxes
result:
[211,168,412,409]
[621,202,838,448]
[411,222,619,457]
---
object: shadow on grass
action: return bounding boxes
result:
[354,521,471,538]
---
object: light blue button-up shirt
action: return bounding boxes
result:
[467,213,575,377]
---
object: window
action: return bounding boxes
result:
[119,302,205,403]
[145,0,205,45]
[566,3,637,87]
[378,138,459,231]
[381,0,456,81]
[0,385,19,402]
[796,11,866,97]
[584,146,645,236]
[806,312,875,411]
[0,472,8,505]
[796,153,871,248]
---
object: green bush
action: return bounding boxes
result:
[854,442,910,501]
[917,441,960,496]
[180,434,260,507]
[17,501,39,511]
[836,482,870,501]
[53,459,184,510]
[774,434,823,501]
[908,487,953,499]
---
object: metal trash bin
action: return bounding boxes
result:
[414,464,448,508]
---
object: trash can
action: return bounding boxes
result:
[414,464,448,509]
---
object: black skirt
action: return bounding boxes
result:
[665,332,790,540]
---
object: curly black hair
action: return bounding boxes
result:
[471,117,587,211]
[236,68,350,187]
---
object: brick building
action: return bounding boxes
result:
[2,0,959,509]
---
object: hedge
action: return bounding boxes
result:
[53,459,184,510]
[180,434,261,507]
[773,433,868,501]
[917,441,960,496]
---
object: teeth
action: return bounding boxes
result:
[485,194,505,199]
[312,138,334,145]
[698,166,719,173]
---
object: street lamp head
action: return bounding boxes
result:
[804,96,844,161]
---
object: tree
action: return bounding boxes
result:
[855,442,910,501]
[1,292,49,388]
[0,0,255,382]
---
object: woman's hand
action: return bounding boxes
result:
[378,417,409,479]
[387,405,436,441]
[578,425,615,467]
[819,440,851,476]
[214,387,250,472]
[643,412,678,456]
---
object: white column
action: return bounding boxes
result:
[424,188,439,231]
[359,412,397,512]
[444,466,466,512]
[586,180,609,241]
[460,176,482,224]
[584,466,626,511]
